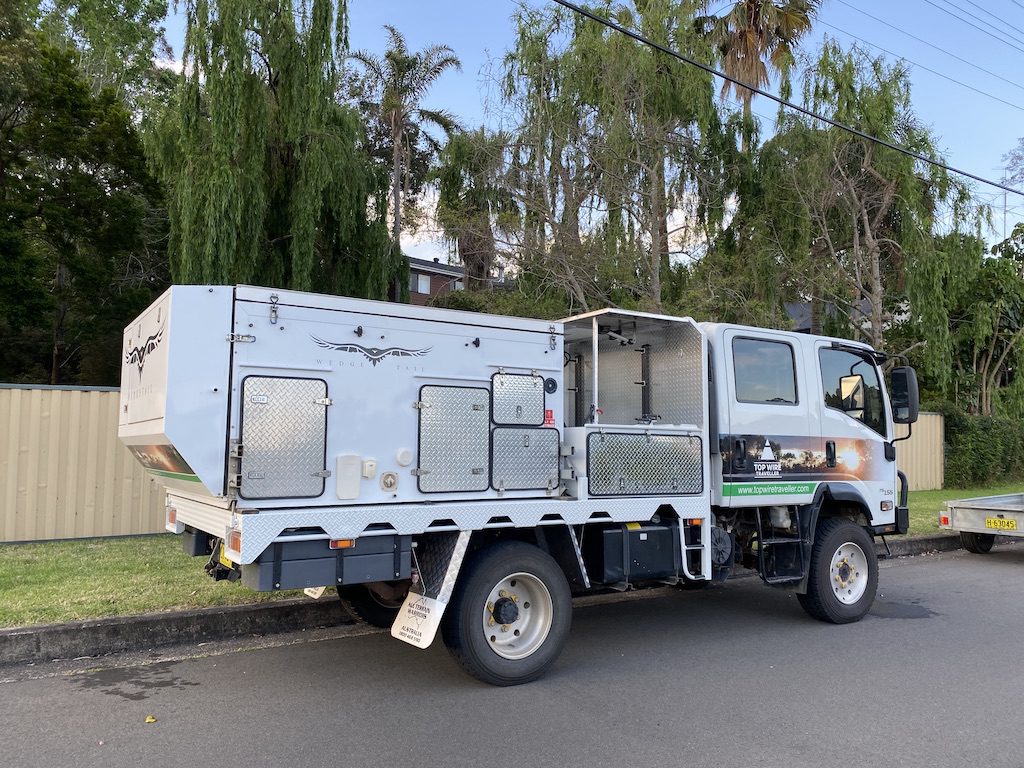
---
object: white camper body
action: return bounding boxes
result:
[120,285,917,685]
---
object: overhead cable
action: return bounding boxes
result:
[817,20,1024,113]
[920,0,1024,56]
[834,0,1024,95]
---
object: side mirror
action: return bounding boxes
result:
[890,366,919,424]
[839,374,865,419]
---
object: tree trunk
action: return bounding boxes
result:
[649,153,665,309]
[50,261,67,385]
[391,119,402,246]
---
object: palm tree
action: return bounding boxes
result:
[351,26,461,247]
[698,1,820,127]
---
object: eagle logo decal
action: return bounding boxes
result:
[125,326,165,375]
[311,335,432,366]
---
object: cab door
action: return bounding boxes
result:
[815,343,897,526]
[720,329,819,508]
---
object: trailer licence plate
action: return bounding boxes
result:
[986,518,1017,531]
[218,542,233,568]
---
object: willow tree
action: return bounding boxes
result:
[148,0,398,297]
[434,127,516,289]
[499,1,729,311]
[718,41,978,379]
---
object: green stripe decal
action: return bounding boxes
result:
[148,468,202,482]
[723,481,817,497]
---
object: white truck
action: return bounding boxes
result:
[119,285,920,685]
[940,494,1024,553]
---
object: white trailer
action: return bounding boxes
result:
[120,285,921,684]
[940,494,1024,553]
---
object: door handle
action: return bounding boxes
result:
[733,438,747,470]
[826,440,836,468]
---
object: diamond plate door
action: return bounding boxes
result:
[417,386,490,493]
[491,427,560,491]
[491,373,545,425]
[587,432,703,496]
[238,376,329,499]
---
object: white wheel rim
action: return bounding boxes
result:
[481,572,553,660]
[830,541,869,605]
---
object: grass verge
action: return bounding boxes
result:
[1,482,1020,628]
[0,535,302,629]
[907,483,1022,537]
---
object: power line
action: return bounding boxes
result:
[920,0,1024,57]
[547,0,1024,198]
[833,0,1024,94]
[958,0,1024,41]
[818,19,1024,114]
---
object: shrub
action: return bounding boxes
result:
[925,400,1024,487]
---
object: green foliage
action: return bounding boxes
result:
[36,0,168,105]
[428,286,570,321]
[149,0,400,298]
[501,1,731,312]
[434,127,517,288]
[926,400,1024,488]
[0,23,166,384]
[704,41,979,363]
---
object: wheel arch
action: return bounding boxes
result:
[795,483,874,594]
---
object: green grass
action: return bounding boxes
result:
[907,483,1024,536]
[1,481,1021,628]
[0,535,302,629]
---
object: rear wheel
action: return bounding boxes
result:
[337,582,407,628]
[797,518,878,624]
[960,531,996,554]
[441,541,572,686]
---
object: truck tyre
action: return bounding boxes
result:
[797,518,878,624]
[337,583,405,629]
[441,541,572,686]
[960,531,995,554]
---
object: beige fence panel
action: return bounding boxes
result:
[0,386,165,543]
[895,411,944,491]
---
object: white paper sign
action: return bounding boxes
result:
[303,586,327,599]
[391,592,446,649]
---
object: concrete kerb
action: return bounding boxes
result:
[0,597,353,666]
[0,532,1006,667]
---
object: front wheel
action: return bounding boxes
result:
[797,518,878,624]
[960,531,996,554]
[441,541,572,686]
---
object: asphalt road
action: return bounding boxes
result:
[2,546,1024,768]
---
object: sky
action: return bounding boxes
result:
[162,0,1024,259]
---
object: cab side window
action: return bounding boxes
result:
[818,348,886,436]
[732,338,798,404]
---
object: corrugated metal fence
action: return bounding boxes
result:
[0,386,164,542]
[896,411,944,492]
[0,387,947,542]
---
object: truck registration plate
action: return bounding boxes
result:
[986,518,1017,531]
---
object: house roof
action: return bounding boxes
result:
[408,256,464,278]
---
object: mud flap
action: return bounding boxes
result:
[391,531,471,649]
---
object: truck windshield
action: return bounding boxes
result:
[818,348,886,436]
